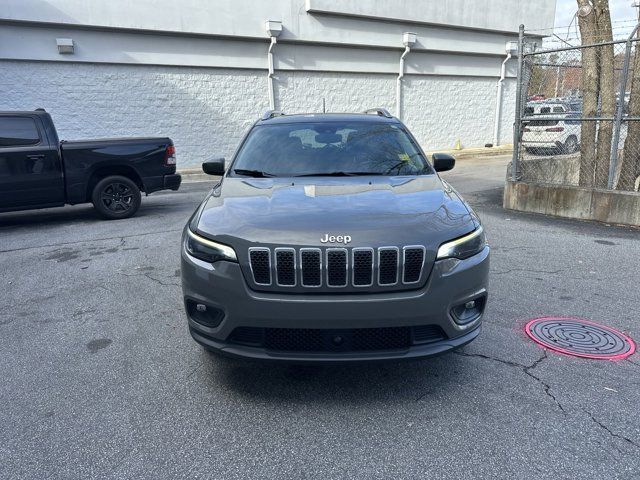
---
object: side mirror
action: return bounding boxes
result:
[432,153,455,172]
[202,158,225,176]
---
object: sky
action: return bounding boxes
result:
[554,0,639,34]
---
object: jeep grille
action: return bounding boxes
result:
[247,246,427,291]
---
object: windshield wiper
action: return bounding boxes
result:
[233,169,276,178]
[294,171,385,177]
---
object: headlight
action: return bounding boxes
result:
[436,227,486,260]
[185,229,237,263]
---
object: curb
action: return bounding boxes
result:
[425,145,513,159]
[178,170,214,183]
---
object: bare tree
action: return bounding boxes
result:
[619,39,640,190]
[594,0,615,188]
[577,0,599,187]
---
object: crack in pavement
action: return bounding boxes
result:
[522,351,567,415]
[490,268,564,276]
[454,350,567,415]
[186,361,206,380]
[490,245,539,253]
[143,273,180,287]
[583,409,640,452]
[121,271,180,288]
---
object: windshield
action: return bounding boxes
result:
[230,121,432,177]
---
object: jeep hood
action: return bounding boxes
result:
[195,176,477,250]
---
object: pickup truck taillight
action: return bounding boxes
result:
[165,145,177,166]
[545,127,564,132]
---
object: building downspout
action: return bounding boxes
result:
[493,42,518,146]
[396,45,411,120]
[265,20,282,110]
[396,32,417,120]
[493,53,511,146]
[267,36,277,110]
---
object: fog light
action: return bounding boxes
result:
[451,296,486,325]
[186,299,224,328]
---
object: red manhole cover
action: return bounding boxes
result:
[525,317,635,360]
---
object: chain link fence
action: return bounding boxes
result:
[511,25,640,193]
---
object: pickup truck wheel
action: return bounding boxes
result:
[92,175,141,220]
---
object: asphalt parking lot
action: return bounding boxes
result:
[1,155,639,479]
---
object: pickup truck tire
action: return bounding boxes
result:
[91,175,141,220]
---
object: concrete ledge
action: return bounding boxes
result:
[503,181,640,227]
[518,155,579,185]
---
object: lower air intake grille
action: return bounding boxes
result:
[228,327,264,346]
[351,327,411,351]
[265,328,326,352]
[228,325,447,353]
[412,325,447,344]
[265,327,410,352]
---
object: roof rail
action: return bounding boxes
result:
[35,108,47,112]
[261,110,286,121]
[362,108,393,118]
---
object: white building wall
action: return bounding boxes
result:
[0,61,267,165]
[275,71,396,118]
[0,60,517,166]
[276,71,517,152]
[403,76,517,151]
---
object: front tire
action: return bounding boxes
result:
[92,175,141,220]
[563,135,579,154]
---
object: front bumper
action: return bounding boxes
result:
[181,246,490,363]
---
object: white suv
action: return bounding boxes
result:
[522,101,581,154]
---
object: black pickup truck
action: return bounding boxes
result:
[0,109,181,219]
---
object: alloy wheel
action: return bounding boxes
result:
[101,182,134,212]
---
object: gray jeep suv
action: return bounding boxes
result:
[181,108,489,362]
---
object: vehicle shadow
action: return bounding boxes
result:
[0,200,185,229]
[209,351,469,405]
[0,205,98,228]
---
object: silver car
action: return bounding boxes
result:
[181,109,489,363]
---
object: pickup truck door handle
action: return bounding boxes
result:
[27,154,45,160]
